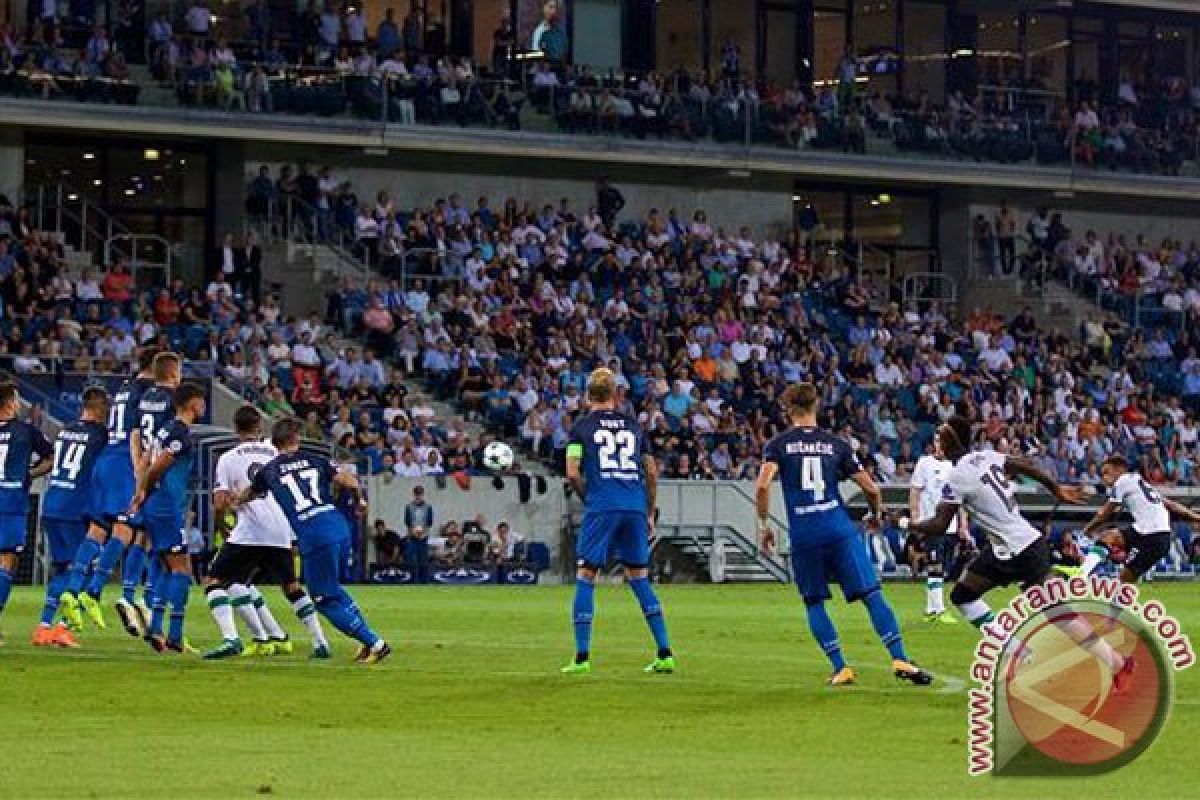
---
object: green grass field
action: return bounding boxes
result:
[0,582,1196,799]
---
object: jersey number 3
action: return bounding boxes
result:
[281,468,323,511]
[594,430,637,471]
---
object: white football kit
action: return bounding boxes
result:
[214,440,294,548]
[1107,472,1170,535]
[942,451,1040,560]
[911,454,958,534]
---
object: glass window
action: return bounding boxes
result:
[764,7,797,88]
[977,11,1020,85]
[472,0,512,70]
[1025,14,1067,99]
[854,1,897,96]
[712,0,756,83]
[813,10,846,85]
[903,2,945,103]
[1155,26,1192,82]
[656,0,703,76]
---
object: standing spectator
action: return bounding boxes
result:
[403,485,432,582]
[531,1,566,64]
[994,201,1016,275]
[596,177,624,227]
[376,8,400,58]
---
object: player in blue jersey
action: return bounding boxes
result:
[0,382,55,644]
[60,349,177,636]
[754,383,932,687]
[128,381,204,654]
[561,368,674,675]
[242,416,391,665]
[35,386,110,647]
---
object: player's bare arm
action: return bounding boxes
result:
[1163,497,1200,526]
[1081,501,1120,536]
[644,454,658,533]
[1004,456,1084,504]
[754,461,778,550]
[850,469,883,521]
[907,483,921,525]
[212,488,234,514]
[908,502,957,538]
[565,447,585,501]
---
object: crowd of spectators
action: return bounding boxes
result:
[3,4,1198,177]
[246,172,1200,515]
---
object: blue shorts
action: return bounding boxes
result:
[94,454,138,526]
[303,539,348,601]
[0,513,26,554]
[144,512,186,555]
[790,534,880,605]
[576,511,650,569]
[44,517,86,563]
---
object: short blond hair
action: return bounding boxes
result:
[587,367,616,403]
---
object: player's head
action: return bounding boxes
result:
[271,416,304,452]
[1100,454,1130,487]
[0,381,19,418]
[234,404,263,439]
[174,381,206,420]
[938,416,973,461]
[152,351,182,388]
[80,385,110,422]
[780,381,819,423]
[137,346,161,376]
[586,367,617,409]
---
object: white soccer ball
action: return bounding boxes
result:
[482,441,515,472]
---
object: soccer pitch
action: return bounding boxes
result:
[0,583,1196,799]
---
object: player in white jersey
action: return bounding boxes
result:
[202,406,331,660]
[910,417,1135,691]
[909,443,969,623]
[1080,454,1200,582]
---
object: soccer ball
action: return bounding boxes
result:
[482,441,515,472]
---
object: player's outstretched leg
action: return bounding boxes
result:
[285,585,331,658]
[804,600,854,685]
[861,589,933,685]
[317,589,389,664]
[561,572,595,674]
[249,586,292,654]
[229,583,273,655]
[628,574,674,673]
[202,583,245,659]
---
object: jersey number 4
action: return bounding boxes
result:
[801,456,827,502]
[594,430,637,472]
[281,468,324,511]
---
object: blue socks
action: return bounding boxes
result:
[805,602,847,671]
[0,566,13,615]
[147,566,168,637]
[863,589,908,661]
[66,537,102,597]
[572,578,595,661]
[42,566,69,626]
[628,577,671,656]
[316,589,380,647]
[121,543,146,604]
[164,571,191,645]
[90,536,126,599]
[144,556,162,608]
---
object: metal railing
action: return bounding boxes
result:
[31,181,133,266]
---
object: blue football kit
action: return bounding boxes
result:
[763,426,879,604]
[763,424,916,678]
[568,409,650,569]
[0,418,53,554]
[565,408,670,668]
[41,419,108,563]
[142,418,194,555]
[251,451,381,649]
[93,376,155,525]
